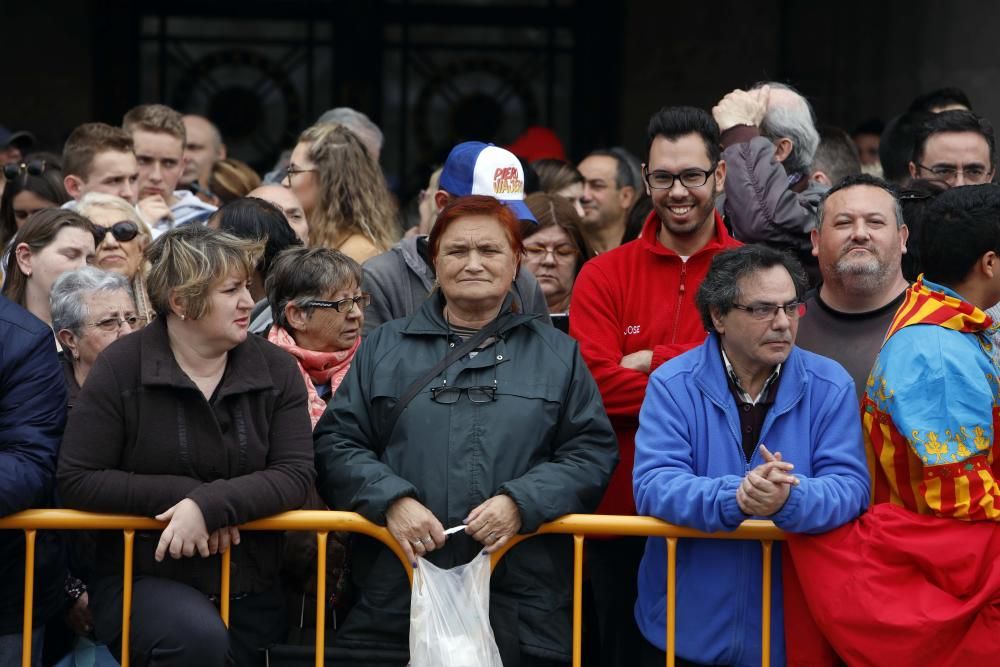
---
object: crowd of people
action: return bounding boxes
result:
[0,80,998,667]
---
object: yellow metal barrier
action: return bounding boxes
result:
[0,510,785,667]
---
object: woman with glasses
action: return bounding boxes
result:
[522,192,591,328]
[265,247,366,427]
[76,192,155,325]
[57,226,315,667]
[286,123,399,263]
[3,208,96,326]
[0,153,71,256]
[314,195,617,667]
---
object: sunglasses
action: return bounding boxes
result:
[91,221,140,244]
[3,160,46,181]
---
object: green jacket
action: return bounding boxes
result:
[314,291,617,662]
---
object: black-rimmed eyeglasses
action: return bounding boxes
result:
[308,294,371,314]
[731,301,805,321]
[91,221,140,245]
[643,163,717,190]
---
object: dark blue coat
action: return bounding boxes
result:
[0,295,66,633]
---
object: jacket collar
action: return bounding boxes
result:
[638,209,734,259]
[400,290,538,337]
[139,316,276,398]
[693,332,806,415]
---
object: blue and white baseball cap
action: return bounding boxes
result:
[439,141,537,223]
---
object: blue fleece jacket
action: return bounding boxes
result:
[633,333,869,666]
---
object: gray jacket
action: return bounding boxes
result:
[361,235,550,334]
[313,292,617,661]
[721,128,827,284]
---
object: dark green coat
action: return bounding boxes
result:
[314,292,617,662]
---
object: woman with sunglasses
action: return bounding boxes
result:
[265,247,365,428]
[314,195,617,667]
[3,208,96,326]
[76,192,155,325]
[0,153,71,255]
[57,225,315,666]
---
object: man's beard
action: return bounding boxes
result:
[830,249,892,293]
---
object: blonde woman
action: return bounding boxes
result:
[76,192,155,325]
[285,123,398,263]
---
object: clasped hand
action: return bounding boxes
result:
[736,444,799,518]
[154,498,241,562]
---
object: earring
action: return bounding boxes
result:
[180,313,186,321]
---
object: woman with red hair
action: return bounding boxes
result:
[314,195,617,666]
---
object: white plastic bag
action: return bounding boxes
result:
[408,552,504,667]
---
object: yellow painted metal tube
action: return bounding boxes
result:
[761,540,773,667]
[572,534,584,667]
[666,537,677,667]
[21,530,35,667]
[122,529,134,667]
[220,548,231,627]
[315,531,328,667]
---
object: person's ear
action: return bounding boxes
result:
[710,306,726,335]
[57,329,80,359]
[433,190,450,211]
[810,227,821,258]
[908,161,919,179]
[64,174,84,200]
[618,185,637,211]
[810,170,832,187]
[898,223,909,255]
[167,290,187,320]
[284,302,310,332]
[773,137,793,163]
[14,243,32,277]
[714,159,727,193]
[641,164,651,197]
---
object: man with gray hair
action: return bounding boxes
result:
[713,82,825,284]
[795,174,909,400]
[577,147,642,253]
[316,107,384,162]
[810,126,862,188]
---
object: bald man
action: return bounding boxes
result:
[247,184,309,245]
[181,115,226,193]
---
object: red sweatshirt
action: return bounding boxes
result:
[569,210,740,515]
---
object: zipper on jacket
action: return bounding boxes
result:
[670,261,687,344]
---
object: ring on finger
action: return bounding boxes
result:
[422,536,433,544]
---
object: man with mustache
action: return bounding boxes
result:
[632,244,869,666]
[795,174,909,400]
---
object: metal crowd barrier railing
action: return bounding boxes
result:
[0,510,786,667]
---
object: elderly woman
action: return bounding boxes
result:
[76,192,155,325]
[286,123,399,263]
[3,209,96,325]
[314,194,618,666]
[265,247,365,427]
[57,225,315,667]
[51,266,139,407]
[522,192,591,329]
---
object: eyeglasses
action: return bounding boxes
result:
[915,163,992,184]
[3,160,46,181]
[430,385,497,404]
[731,301,806,320]
[282,166,319,186]
[308,294,371,314]
[86,314,141,332]
[643,163,718,190]
[91,221,140,245]
[522,244,579,262]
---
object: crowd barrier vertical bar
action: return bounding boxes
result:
[761,540,773,667]
[220,548,232,627]
[666,536,677,667]
[315,531,328,667]
[21,529,36,667]
[121,529,135,667]
[572,534,584,667]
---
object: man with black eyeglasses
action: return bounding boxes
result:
[570,106,740,667]
[633,244,868,666]
[908,109,996,187]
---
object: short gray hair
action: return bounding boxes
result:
[51,266,132,334]
[754,82,820,178]
[816,173,905,229]
[586,147,643,191]
[315,107,383,157]
[266,247,363,330]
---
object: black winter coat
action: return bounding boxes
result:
[314,292,618,662]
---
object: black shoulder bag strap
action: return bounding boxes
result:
[384,315,506,439]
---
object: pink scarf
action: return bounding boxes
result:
[268,325,360,427]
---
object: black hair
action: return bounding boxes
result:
[908,87,973,114]
[921,184,1000,286]
[0,152,71,248]
[817,173,902,229]
[912,110,996,167]
[585,147,643,191]
[645,106,721,166]
[897,179,949,281]
[210,197,302,280]
[851,118,884,137]
[696,244,808,332]
[879,112,931,185]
